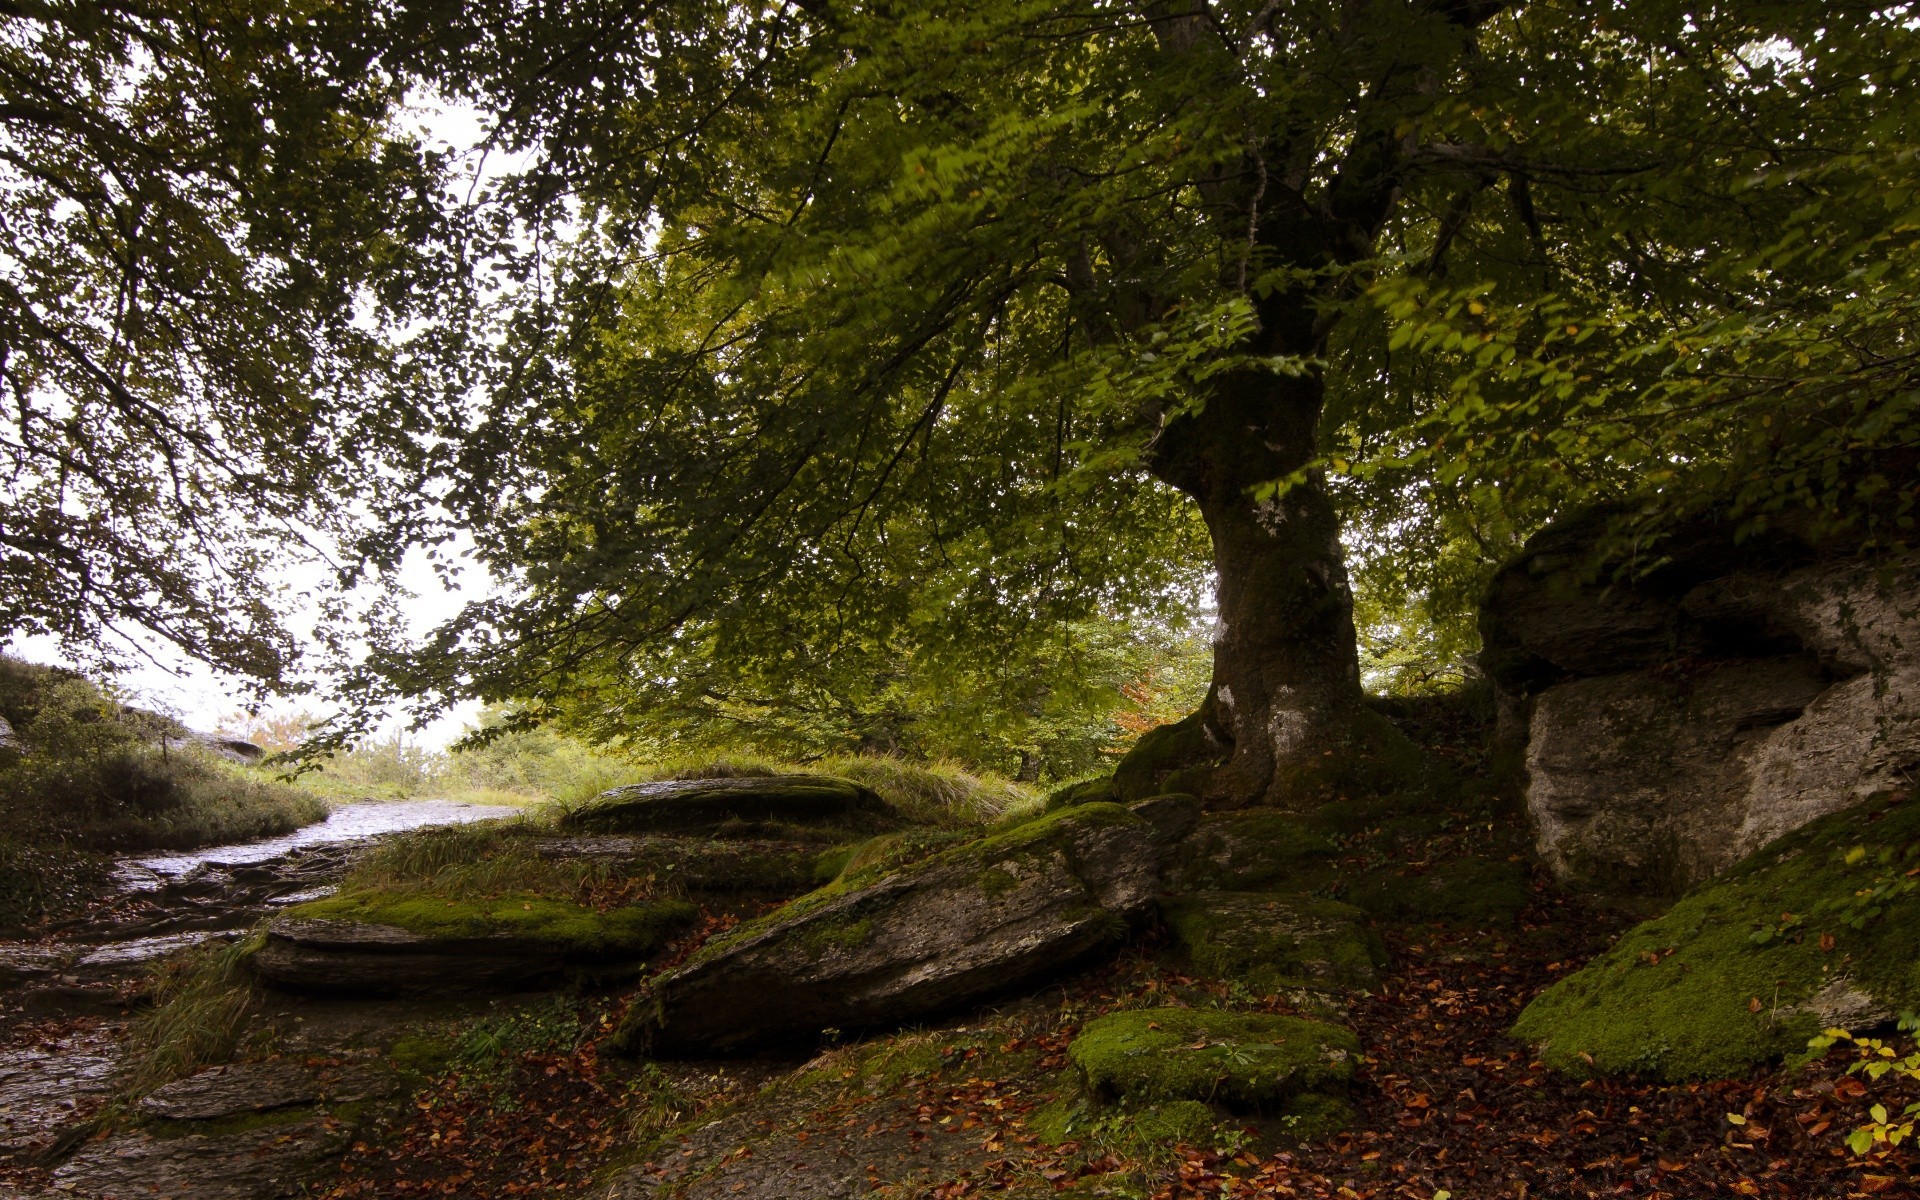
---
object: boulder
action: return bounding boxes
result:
[0,715,22,766]
[1067,1007,1358,1122]
[621,803,1164,1055]
[252,894,695,996]
[1484,519,1919,898]
[1160,893,1383,993]
[559,775,899,841]
[1512,790,1920,1081]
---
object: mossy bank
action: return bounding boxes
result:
[1514,790,1920,1081]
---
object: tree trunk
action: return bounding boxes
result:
[1147,308,1365,808]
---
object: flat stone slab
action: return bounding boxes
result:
[524,835,822,896]
[51,1118,349,1199]
[559,776,898,840]
[137,1059,392,1122]
[624,804,1164,1056]
[250,918,571,996]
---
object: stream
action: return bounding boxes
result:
[0,799,511,1185]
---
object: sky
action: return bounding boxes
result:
[2,98,513,751]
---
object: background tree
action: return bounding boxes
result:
[383,0,1915,804]
[0,0,463,688]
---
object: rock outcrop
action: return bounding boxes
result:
[251,897,695,995]
[1512,790,1920,1080]
[1484,516,1918,898]
[559,774,900,841]
[621,803,1166,1055]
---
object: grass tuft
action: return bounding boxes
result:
[122,932,264,1096]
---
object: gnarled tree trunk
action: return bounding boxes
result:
[1147,309,1365,807]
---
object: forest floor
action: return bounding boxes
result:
[294,886,1920,1199]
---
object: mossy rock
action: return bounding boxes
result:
[1275,1092,1356,1141]
[559,775,900,841]
[285,890,697,958]
[811,828,974,887]
[1513,791,1920,1081]
[1269,707,1438,807]
[624,802,1163,1055]
[1113,712,1222,802]
[1162,893,1383,993]
[1068,1007,1357,1111]
[1164,811,1340,894]
[531,834,826,898]
[1344,855,1531,928]
[1027,1095,1217,1149]
[1045,774,1118,811]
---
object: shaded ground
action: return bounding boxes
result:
[297,891,1919,1200]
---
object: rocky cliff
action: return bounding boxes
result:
[1482,515,1917,899]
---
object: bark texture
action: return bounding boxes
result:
[1118,1,1502,806]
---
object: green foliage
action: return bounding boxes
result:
[1067,1008,1358,1111]
[0,657,324,878]
[0,0,464,683]
[1809,1015,1920,1157]
[345,0,1917,774]
[1513,793,1920,1081]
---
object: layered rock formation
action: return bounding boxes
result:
[1484,515,1918,898]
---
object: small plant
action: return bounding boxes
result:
[122,932,264,1096]
[1808,1013,1920,1156]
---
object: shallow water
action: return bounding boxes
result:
[122,798,511,885]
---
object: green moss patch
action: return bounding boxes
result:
[1164,812,1340,893]
[1112,713,1221,802]
[1344,855,1531,928]
[1513,791,1920,1081]
[1068,1008,1357,1110]
[1162,893,1383,993]
[288,891,696,959]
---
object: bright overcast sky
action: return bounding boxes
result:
[3,98,515,750]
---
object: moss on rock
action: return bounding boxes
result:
[1164,811,1340,894]
[1112,713,1222,803]
[1068,1007,1357,1110]
[286,890,696,959]
[1045,774,1118,812]
[1513,791,1920,1081]
[1162,893,1383,993]
[1343,855,1531,928]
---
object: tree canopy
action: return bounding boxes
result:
[6,0,1915,786]
[370,0,1914,789]
[0,0,463,686]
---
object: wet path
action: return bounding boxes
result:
[0,800,511,1186]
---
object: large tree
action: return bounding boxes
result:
[390,0,1915,802]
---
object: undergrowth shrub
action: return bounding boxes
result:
[0,656,325,912]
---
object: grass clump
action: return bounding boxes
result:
[122,932,265,1096]
[1513,790,1920,1081]
[1068,1007,1358,1110]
